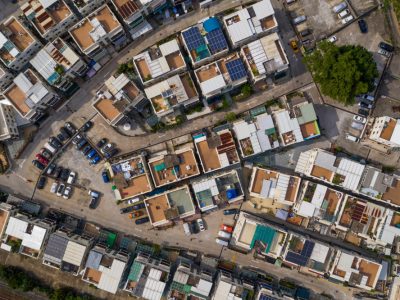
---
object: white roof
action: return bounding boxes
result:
[0,32,8,48]
[390,120,400,145]
[276,174,290,202]
[199,74,226,96]
[310,243,329,264]
[89,18,107,41]
[311,184,328,208]
[98,259,126,294]
[295,150,313,174]
[5,217,28,240]
[141,268,166,300]
[315,151,336,171]
[191,279,213,297]
[336,159,365,190]
[159,39,180,56]
[233,120,256,140]
[274,110,303,143]
[192,178,218,195]
[213,280,241,300]
[379,210,400,245]
[30,49,58,81]
[63,241,87,266]
[39,0,58,8]
[298,201,315,218]
[145,75,189,103]
[21,225,46,250]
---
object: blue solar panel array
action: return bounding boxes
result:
[226,58,247,81]
[206,28,228,54]
[259,294,279,300]
[301,240,315,258]
[182,27,205,51]
[285,252,308,266]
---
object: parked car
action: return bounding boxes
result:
[223,208,238,215]
[215,238,229,246]
[35,154,49,165]
[90,155,101,165]
[218,230,232,239]
[333,1,347,13]
[353,115,367,124]
[50,182,58,193]
[126,198,140,205]
[378,48,390,57]
[87,149,97,159]
[328,36,337,43]
[358,19,368,33]
[59,127,71,140]
[299,28,311,37]
[102,170,109,183]
[82,145,92,155]
[63,186,72,199]
[379,41,394,52]
[76,138,87,150]
[46,163,56,175]
[341,15,354,24]
[101,143,114,154]
[292,15,306,25]
[105,148,119,159]
[128,211,143,219]
[82,120,93,132]
[40,148,52,160]
[32,160,45,170]
[351,121,364,131]
[135,217,150,225]
[358,108,370,117]
[49,136,62,149]
[37,176,46,189]
[191,221,199,234]
[197,218,206,232]
[67,171,76,184]
[88,189,100,209]
[338,9,350,18]
[132,203,146,210]
[359,101,372,109]
[290,40,299,52]
[360,94,374,103]
[44,142,57,155]
[64,122,76,135]
[57,133,67,143]
[56,183,65,196]
[60,168,70,182]
[54,166,63,178]
[346,133,359,142]
[72,133,83,145]
[120,206,136,214]
[183,223,191,236]
[96,138,107,149]
[220,224,234,233]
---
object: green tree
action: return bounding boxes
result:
[304,41,378,105]
[225,112,237,122]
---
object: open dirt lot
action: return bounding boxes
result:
[380,55,400,101]
[348,0,378,15]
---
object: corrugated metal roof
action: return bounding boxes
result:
[21,225,47,250]
[30,49,58,82]
[63,241,87,267]
[44,233,68,260]
[200,74,226,96]
[98,259,126,294]
[85,250,102,269]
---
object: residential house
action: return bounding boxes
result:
[273,110,304,146]
[230,211,288,259]
[199,0,215,9]
[192,170,244,212]
[193,128,240,173]
[70,0,107,17]
[291,101,320,140]
[111,0,152,39]
[133,38,186,85]
[212,271,254,300]
[2,69,60,122]
[0,103,19,141]
[0,203,16,239]
[144,185,196,227]
[0,67,13,91]
[330,250,382,290]
[194,53,248,99]
[139,0,169,15]
[21,0,78,41]
[232,112,279,158]
[42,229,93,275]
[93,73,146,126]
[241,32,289,82]
[249,167,301,206]
[144,73,199,117]
[222,0,277,48]
[181,17,229,67]
[295,148,365,191]
[283,234,334,275]
[82,245,129,294]
[168,261,214,299]
[375,209,400,247]
[1,214,56,258]
[30,38,87,94]
[108,154,153,200]
[69,5,128,61]
[124,252,170,299]
[0,16,42,71]
[368,116,400,149]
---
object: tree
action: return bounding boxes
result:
[304,41,378,105]
[225,112,237,122]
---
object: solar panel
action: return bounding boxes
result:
[286,251,308,266]
[182,27,204,51]
[206,28,228,54]
[226,58,247,81]
[301,240,315,258]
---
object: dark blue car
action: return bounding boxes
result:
[102,170,109,183]
[91,155,101,165]
[87,149,97,159]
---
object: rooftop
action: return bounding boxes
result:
[21,0,73,35]
[223,0,276,45]
[274,110,303,146]
[377,210,400,245]
[133,38,185,83]
[0,17,35,65]
[110,155,152,199]
[181,17,228,63]
[380,118,400,145]
[170,265,213,299]
[193,129,240,173]
[69,5,120,52]
[382,178,400,206]
[242,32,287,78]
[111,0,140,21]
[148,148,199,187]
[0,205,11,237]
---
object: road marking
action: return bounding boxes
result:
[18,159,26,168]
[11,171,28,182]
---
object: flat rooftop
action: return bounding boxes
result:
[251,168,278,194]
[112,0,140,20]
[0,208,10,237]
[311,165,334,181]
[382,179,400,206]
[94,98,122,122]
[69,5,120,51]
[197,140,220,171]
[4,84,30,116]
[146,194,169,224]
[380,119,396,141]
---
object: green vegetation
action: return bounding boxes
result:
[304,41,378,105]
[8,240,21,253]
[382,165,396,174]
[117,61,135,76]
[185,103,204,115]
[225,112,237,122]
[54,64,65,75]
[233,83,253,102]
[0,265,92,300]
[385,0,400,21]
[332,174,342,185]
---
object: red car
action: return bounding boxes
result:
[220,224,234,233]
[35,154,49,166]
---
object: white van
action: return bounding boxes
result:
[218,231,232,239]
[333,2,347,13]
[215,238,229,246]
[44,142,57,154]
[346,133,359,142]
[183,223,191,236]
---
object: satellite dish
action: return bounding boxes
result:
[123,123,131,131]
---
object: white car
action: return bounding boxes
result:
[101,143,114,154]
[353,115,366,124]
[50,182,58,193]
[341,15,354,24]
[328,36,337,43]
[56,183,65,197]
[338,9,350,19]
[67,171,76,184]
[378,48,390,57]
[63,186,72,199]
[197,218,206,232]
